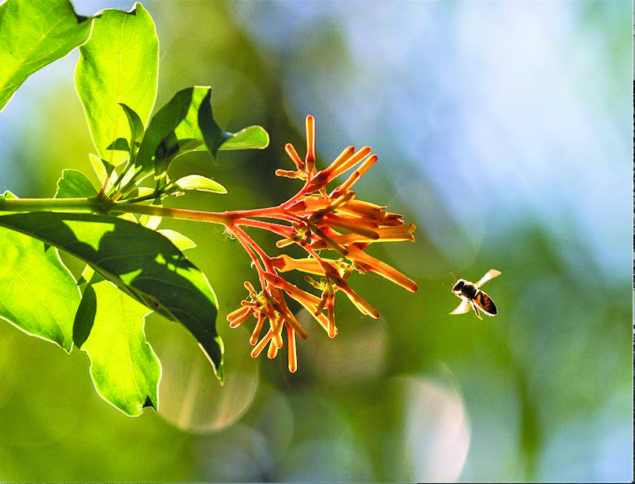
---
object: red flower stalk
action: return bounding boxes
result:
[225,115,418,372]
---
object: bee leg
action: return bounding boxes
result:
[471,302,483,320]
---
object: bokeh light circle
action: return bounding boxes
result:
[149,317,259,433]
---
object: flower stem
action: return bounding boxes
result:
[0,196,107,212]
[0,195,303,239]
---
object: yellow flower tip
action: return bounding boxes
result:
[386,270,418,293]
[227,305,252,327]
[273,324,285,348]
[322,216,380,240]
[322,146,356,178]
[285,143,304,169]
[332,154,378,196]
[267,340,279,359]
[276,169,303,179]
[244,281,257,297]
[324,299,337,338]
[366,224,417,243]
[359,153,378,174]
[287,326,298,372]
[338,199,386,220]
[251,331,273,358]
[249,315,265,346]
[276,238,295,249]
[330,146,373,179]
[345,245,418,293]
[366,306,381,319]
[333,278,380,319]
[305,115,316,166]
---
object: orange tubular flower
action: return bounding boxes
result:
[225,115,418,373]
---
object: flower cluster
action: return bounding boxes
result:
[226,116,417,372]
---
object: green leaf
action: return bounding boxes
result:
[135,86,269,178]
[0,226,80,352]
[76,264,97,286]
[0,0,92,112]
[135,87,206,176]
[220,125,269,151]
[77,278,160,416]
[157,229,196,251]
[73,282,96,347]
[175,175,227,194]
[89,154,114,183]
[0,212,224,381]
[106,138,131,152]
[75,3,158,166]
[55,169,98,198]
[120,103,144,144]
[138,214,161,230]
[196,87,232,158]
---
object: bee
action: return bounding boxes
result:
[450,269,501,320]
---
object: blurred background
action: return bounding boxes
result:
[0,0,631,481]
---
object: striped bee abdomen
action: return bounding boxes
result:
[475,291,497,315]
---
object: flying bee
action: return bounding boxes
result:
[450,269,501,320]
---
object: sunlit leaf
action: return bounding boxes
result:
[131,186,162,229]
[157,229,196,251]
[55,169,98,199]
[106,138,131,152]
[220,125,269,151]
[0,212,224,381]
[53,169,160,414]
[75,3,158,166]
[175,175,227,194]
[139,214,162,230]
[0,0,92,112]
[135,86,269,178]
[118,212,137,223]
[77,278,160,416]
[120,103,144,144]
[76,264,96,286]
[135,87,208,176]
[0,223,80,352]
[89,153,108,182]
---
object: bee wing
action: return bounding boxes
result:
[474,291,498,316]
[475,269,501,289]
[470,302,483,320]
[450,299,471,315]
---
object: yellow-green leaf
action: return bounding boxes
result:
[78,279,160,416]
[0,212,224,382]
[75,3,158,166]
[0,228,80,352]
[175,175,227,194]
[0,0,92,111]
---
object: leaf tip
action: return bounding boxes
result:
[198,339,225,385]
